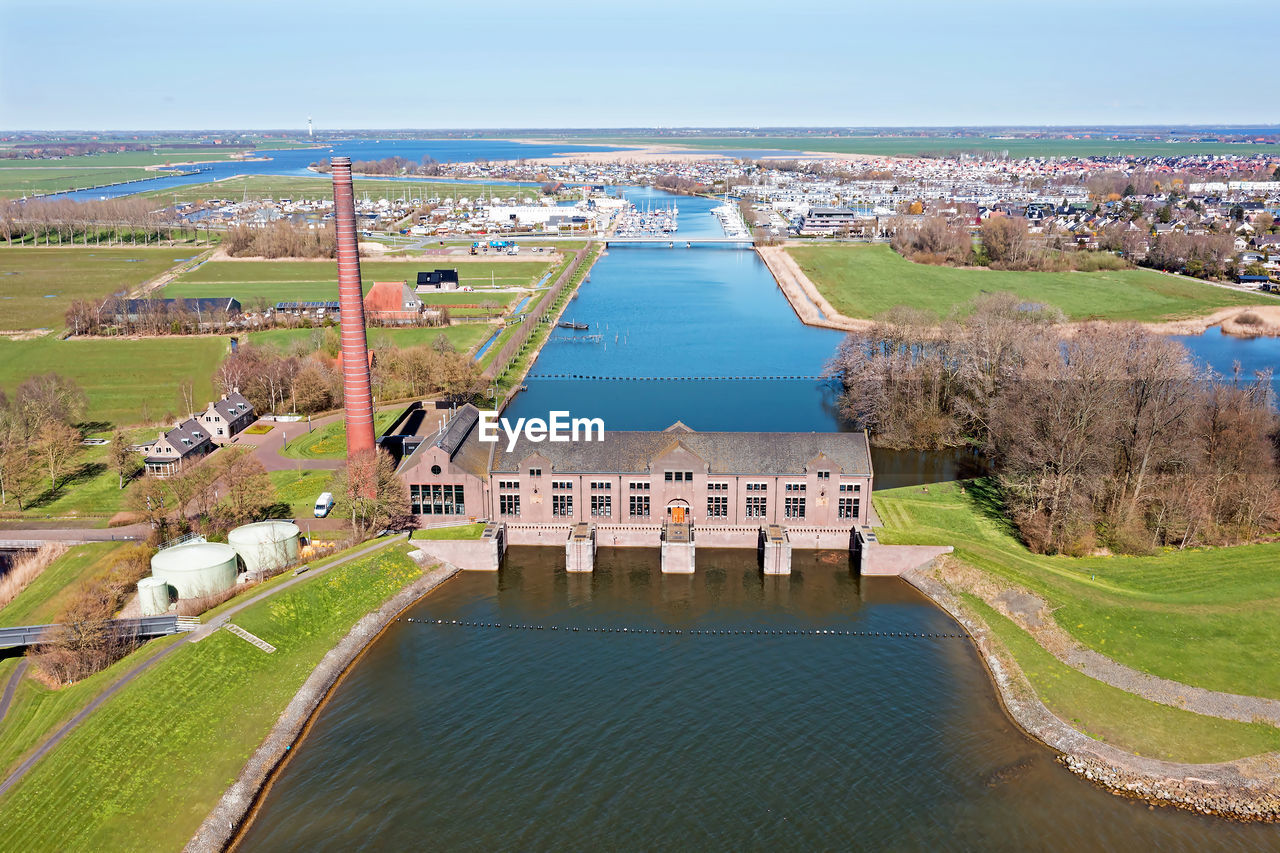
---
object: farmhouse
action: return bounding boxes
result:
[363,281,426,324]
[138,418,215,477]
[116,297,242,324]
[415,269,460,292]
[198,391,256,444]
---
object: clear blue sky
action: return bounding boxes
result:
[1,0,1271,130]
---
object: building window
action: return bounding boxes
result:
[590,481,611,490]
[707,482,728,491]
[552,494,573,517]
[665,471,673,481]
[785,496,806,519]
[839,483,861,493]
[498,480,519,490]
[629,495,650,518]
[839,497,860,520]
[529,467,541,478]
[785,482,806,492]
[665,471,693,482]
[745,482,767,492]
[745,496,767,518]
[629,481,650,491]
[817,470,830,480]
[552,480,572,490]
[500,493,521,517]
[591,494,611,517]
[411,484,466,516]
[707,496,727,517]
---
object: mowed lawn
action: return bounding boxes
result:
[0,541,425,853]
[788,243,1265,323]
[246,323,492,354]
[165,259,551,303]
[0,248,189,329]
[874,480,1280,700]
[0,335,225,426]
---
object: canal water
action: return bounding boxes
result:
[240,189,1280,850]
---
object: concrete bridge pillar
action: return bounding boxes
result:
[661,522,695,573]
[565,522,596,573]
[759,524,792,575]
[852,526,878,575]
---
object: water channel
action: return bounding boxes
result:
[240,188,1280,850]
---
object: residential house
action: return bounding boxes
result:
[139,418,214,477]
[416,269,460,292]
[198,391,256,444]
[364,281,426,325]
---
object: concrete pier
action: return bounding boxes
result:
[409,522,505,571]
[759,524,792,575]
[660,522,696,574]
[565,522,596,573]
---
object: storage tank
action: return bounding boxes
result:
[228,521,301,577]
[150,541,239,599]
[137,576,171,616]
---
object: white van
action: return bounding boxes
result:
[314,492,335,518]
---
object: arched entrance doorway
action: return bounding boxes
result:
[666,500,691,524]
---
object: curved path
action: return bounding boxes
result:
[0,534,405,799]
[942,561,1280,727]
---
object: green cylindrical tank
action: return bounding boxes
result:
[137,576,171,616]
[150,541,239,599]
[228,521,301,577]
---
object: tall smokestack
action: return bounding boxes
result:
[331,156,376,456]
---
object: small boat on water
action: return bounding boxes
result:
[559,321,589,330]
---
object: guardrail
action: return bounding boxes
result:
[0,615,182,650]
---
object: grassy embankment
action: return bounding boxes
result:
[788,243,1266,323]
[874,480,1280,701]
[490,245,599,395]
[411,523,486,540]
[266,469,334,517]
[0,539,428,852]
[0,247,190,329]
[563,134,1276,158]
[276,408,404,460]
[138,175,543,205]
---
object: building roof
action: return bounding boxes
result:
[154,417,212,459]
[210,390,255,422]
[417,269,459,285]
[364,281,421,314]
[121,298,241,315]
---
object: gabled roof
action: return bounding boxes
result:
[211,390,255,421]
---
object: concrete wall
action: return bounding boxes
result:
[410,537,501,572]
[862,544,953,576]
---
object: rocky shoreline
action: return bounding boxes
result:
[902,562,1280,822]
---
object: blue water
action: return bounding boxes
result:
[52,139,632,201]
[1176,327,1280,386]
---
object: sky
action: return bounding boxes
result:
[1,0,1273,130]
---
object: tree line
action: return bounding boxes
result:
[1,197,208,246]
[829,293,1280,555]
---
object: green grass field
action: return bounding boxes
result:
[0,540,425,852]
[0,248,190,329]
[570,134,1280,158]
[963,594,1280,763]
[0,167,185,197]
[0,542,128,628]
[138,174,544,205]
[0,435,144,521]
[165,259,551,303]
[277,409,403,460]
[246,323,492,354]
[0,335,225,426]
[789,243,1266,322]
[267,469,334,517]
[411,522,486,540]
[874,480,1280,700]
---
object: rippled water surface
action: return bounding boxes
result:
[241,549,1279,851]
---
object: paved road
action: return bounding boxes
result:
[0,534,407,798]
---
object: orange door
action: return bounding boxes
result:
[671,506,686,523]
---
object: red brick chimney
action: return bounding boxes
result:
[331,156,376,455]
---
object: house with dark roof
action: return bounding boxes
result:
[139,417,215,477]
[398,405,873,544]
[415,269,460,292]
[198,391,256,444]
[116,298,242,323]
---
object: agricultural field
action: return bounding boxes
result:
[0,248,191,329]
[246,322,492,354]
[138,175,544,205]
[789,243,1265,323]
[0,167,182,197]
[0,335,225,426]
[164,259,552,304]
[874,480,1280,700]
[569,134,1280,158]
[0,541,424,852]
